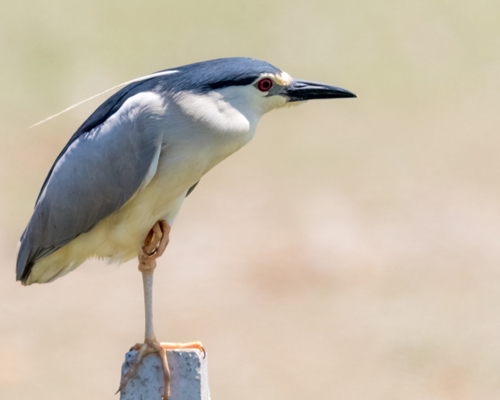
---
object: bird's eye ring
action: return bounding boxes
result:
[257,78,273,92]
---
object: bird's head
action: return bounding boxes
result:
[148,57,356,129]
[161,57,356,119]
[30,57,355,132]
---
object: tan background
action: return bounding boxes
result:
[2,0,500,399]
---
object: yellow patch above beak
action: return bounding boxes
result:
[260,71,293,86]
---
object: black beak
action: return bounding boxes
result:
[285,79,356,102]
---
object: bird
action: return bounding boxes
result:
[16,57,356,399]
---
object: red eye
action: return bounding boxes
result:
[257,78,273,92]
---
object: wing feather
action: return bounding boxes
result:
[17,91,166,282]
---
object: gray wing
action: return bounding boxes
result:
[17,91,165,283]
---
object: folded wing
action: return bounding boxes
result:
[17,90,166,283]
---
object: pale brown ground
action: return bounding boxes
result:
[2,1,500,399]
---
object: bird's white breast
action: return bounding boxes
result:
[97,89,261,260]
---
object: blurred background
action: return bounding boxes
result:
[2,0,500,399]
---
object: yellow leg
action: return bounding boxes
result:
[117,220,204,400]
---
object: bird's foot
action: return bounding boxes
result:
[139,220,171,272]
[159,341,205,357]
[117,340,205,399]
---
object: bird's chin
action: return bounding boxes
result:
[264,94,297,112]
[283,100,307,108]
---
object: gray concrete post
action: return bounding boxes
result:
[120,349,210,400]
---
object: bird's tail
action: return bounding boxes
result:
[16,230,35,284]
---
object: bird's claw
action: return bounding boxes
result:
[139,220,170,270]
[141,245,158,257]
[118,341,205,399]
[160,341,206,359]
[118,341,170,399]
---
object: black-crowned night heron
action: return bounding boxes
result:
[16,57,355,398]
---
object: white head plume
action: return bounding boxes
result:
[29,70,179,128]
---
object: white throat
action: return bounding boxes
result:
[173,86,264,139]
